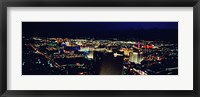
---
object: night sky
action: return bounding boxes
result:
[22,22,178,41]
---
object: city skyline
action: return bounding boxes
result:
[22,22,178,75]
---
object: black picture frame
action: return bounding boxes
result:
[0,0,199,97]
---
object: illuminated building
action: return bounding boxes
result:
[129,52,143,64]
[79,47,89,52]
[124,49,132,56]
[147,44,153,49]
[129,52,138,63]
[65,41,70,46]
[87,51,94,59]
[138,42,141,48]
[142,44,153,49]
[61,42,66,47]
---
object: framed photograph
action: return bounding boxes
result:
[0,0,199,97]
